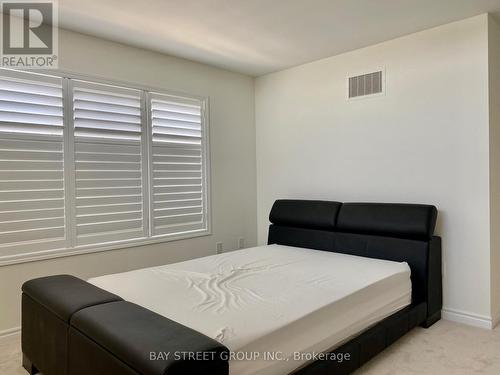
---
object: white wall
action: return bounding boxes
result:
[489,15,500,324]
[256,15,492,323]
[0,28,257,334]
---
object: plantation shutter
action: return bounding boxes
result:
[0,68,211,264]
[72,80,147,245]
[0,70,66,257]
[149,93,208,236]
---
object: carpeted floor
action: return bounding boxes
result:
[2,319,500,374]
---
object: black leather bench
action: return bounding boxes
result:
[22,275,123,375]
[69,301,228,375]
[22,275,229,375]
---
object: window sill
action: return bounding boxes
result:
[0,229,211,267]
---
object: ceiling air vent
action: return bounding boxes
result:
[348,70,383,99]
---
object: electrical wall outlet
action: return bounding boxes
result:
[216,242,223,254]
[238,237,245,249]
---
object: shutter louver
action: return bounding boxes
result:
[150,93,207,236]
[0,70,66,257]
[73,81,146,245]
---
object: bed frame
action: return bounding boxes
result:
[21,199,441,375]
[268,200,441,374]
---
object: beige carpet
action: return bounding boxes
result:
[2,319,500,374]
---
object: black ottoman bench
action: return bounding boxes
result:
[22,275,123,375]
[21,274,230,375]
[69,301,229,375]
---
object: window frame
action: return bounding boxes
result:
[0,68,211,266]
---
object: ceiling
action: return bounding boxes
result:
[58,0,500,76]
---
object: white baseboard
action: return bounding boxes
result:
[0,326,20,339]
[492,310,500,329]
[442,308,494,329]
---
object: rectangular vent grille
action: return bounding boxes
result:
[349,71,383,98]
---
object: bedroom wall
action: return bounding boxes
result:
[0,29,257,334]
[489,15,500,326]
[255,15,493,326]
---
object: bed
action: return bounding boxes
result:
[21,199,442,375]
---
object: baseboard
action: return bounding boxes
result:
[0,326,20,339]
[442,308,494,329]
[492,310,500,329]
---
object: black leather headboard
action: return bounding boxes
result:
[267,199,442,321]
[269,200,341,230]
[269,200,437,240]
[337,203,437,240]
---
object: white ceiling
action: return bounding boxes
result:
[58,0,500,76]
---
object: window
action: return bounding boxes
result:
[72,81,147,246]
[0,69,210,265]
[0,70,66,259]
[149,93,208,236]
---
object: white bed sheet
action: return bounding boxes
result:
[88,244,411,375]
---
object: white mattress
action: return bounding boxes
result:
[89,244,411,375]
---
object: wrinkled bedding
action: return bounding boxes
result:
[89,244,411,374]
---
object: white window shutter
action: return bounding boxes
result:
[0,70,66,258]
[0,69,211,264]
[149,93,208,236]
[72,80,147,245]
